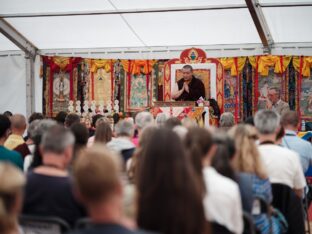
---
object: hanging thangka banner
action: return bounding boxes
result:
[121,60,156,112]
[293,56,312,120]
[42,56,81,117]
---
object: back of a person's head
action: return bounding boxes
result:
[10,114,26,132]
[164,117,181,129]
[94,122,112,144]
[55,111,68,125]
[64,113,80,128]
[31,119,57,145]
[184,127,213,194]
[41,125,74,155]
[229,124,267,179]
[3,111,12,118]
[135,112,153,130]
[92,114,104,128]
[115,120,134,137]
[181,117,197,129]
[0,162,25,233]
[211,133,237,181]
[136,128,206,234]
[220,112,235,129]
[155,113,168,126]
[28,112,44,124]
[0,114,11,139]
[254,110,280,135]
[281,111,299,128]
[73,145,121,203]
[70,123,89,146]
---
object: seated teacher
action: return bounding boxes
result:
[172,65,205,101]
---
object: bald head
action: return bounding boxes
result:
[10,114,26,135]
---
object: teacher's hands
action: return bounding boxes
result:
[183,82,189,93]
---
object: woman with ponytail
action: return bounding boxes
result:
[0,162,26,234]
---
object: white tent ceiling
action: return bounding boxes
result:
[0,0,312,56]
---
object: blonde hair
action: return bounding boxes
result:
[73,145,121,202]
[229,124,267,179]
[0,163,25,233]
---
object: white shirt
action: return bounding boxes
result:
[203,167,243,234]
[258,144,306,189]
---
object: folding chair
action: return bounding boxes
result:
[19,215,71,234]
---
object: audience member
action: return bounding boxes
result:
[28,112,44,124]
[255,110,306,198]
[164,117,181,129]
[88,114,104,137]
[184,127,243,234]
[136,128,208,234]
[0,162,26,234]
[133,112,154,146]
[172,125,188,140]
[219,112,235,131]
[70,145,135,234]
[155,113,168,126]
[70,123,89,159]
[23,125,86,226]
[0,115,23,170]
[23,120,40,172]
[229,124,282,233]
[211,133,237,182]
[55,111,68,125]
[4,114,26,150]
[3,111,13,118]
[94,121,113,145]
[281,111,312,174]
[28,119,57,170]
[107,120,136,163]
[65,113,80,128]
[87,117,110,146]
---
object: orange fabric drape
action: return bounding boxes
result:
[121,60,156,75]
[90,59,112,73]
[293,56,312,77]
[220,57,247,76]
[248,55,292,76]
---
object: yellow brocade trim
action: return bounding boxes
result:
[121,60,156,75]
[220,57,247,76]
[293,56,312,77]
[248,55,292,76]
[90,59,111,73]
[53,57,70,70]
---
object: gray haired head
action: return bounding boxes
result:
[115,120,134,137]
[220,112,235,128]
[41,125,75,154]
[31,119,57,144]
[155,113,168,126]
[135,111,154,130]
[254,110,280,134]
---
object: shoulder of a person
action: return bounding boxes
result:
[11,150,23,159]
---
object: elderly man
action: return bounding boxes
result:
[172,65,205,101]
[22,125,86,226]
[4,114,27,150]
[219,112,235,131]
[281,111,312,174]
[107,120,136,163]
[255,110,306,198]
[133,111,154,146]
[265,87,290,115]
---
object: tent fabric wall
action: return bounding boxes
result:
[0,55,27,116]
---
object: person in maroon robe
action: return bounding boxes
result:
[172,65,205,101]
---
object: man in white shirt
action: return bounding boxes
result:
[255,110,306,198]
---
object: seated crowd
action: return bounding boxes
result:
[0,109,311,234]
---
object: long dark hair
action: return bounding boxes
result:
[184,127,214,195]
[211,133,237,182]
[136,128,208,234]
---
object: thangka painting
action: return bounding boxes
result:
[257,67,287,110]
[125,73,151,111]
[223,70,241,118]
[300,72,312,120]
[175,69,211,98]
[52,71,71,113]
[93,68,112,104]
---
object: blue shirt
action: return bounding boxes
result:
[282,130,312,173]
